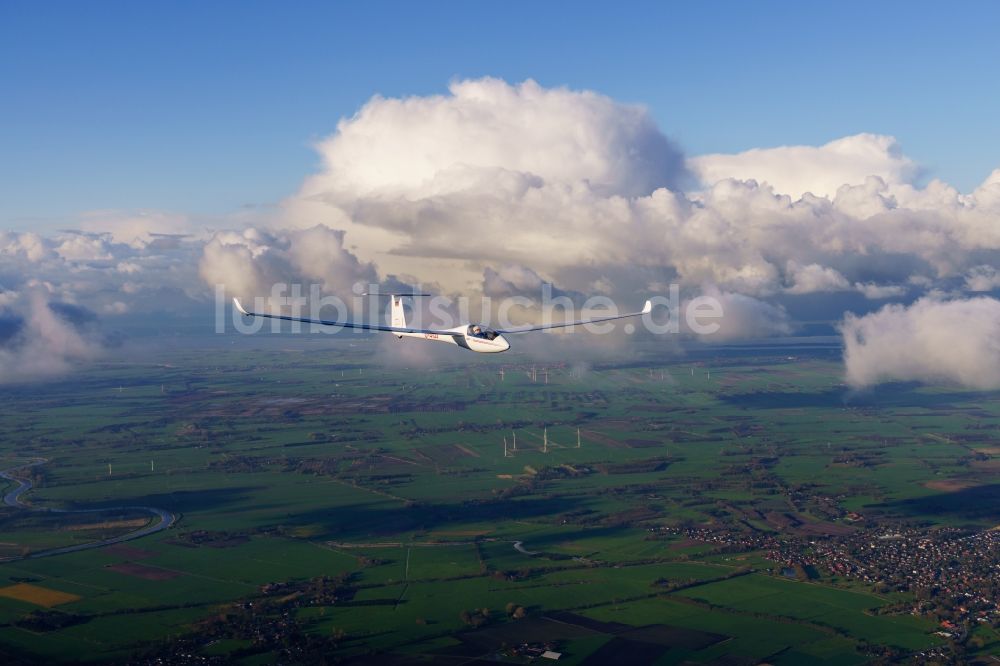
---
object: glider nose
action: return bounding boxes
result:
[498,335,510,352]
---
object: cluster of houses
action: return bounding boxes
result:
[652,523,999,629]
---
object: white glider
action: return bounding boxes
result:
[233,294,651,354]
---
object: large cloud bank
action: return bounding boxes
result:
[4,77,1000,386]
[277,79,1000,307]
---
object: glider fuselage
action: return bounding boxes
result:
[395,325,510,353]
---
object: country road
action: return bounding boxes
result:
[0,458,177,560]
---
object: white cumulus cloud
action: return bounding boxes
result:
[842,296,1000,389]
[690,133,919,200]
[784,261,851,294]
[199,225,377,302]
[965,265,1000,292]
[854,282,907,300]
[303,77,688,201]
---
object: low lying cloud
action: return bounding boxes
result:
[689,287,793,341]
[842,296,1000,389]
[0,286,109,383]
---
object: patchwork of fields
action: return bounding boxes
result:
[0,333,997,663]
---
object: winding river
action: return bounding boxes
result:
[0,458,177,560]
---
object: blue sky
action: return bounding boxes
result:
[2,0,998,228]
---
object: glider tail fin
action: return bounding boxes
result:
[391,295,408,337]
